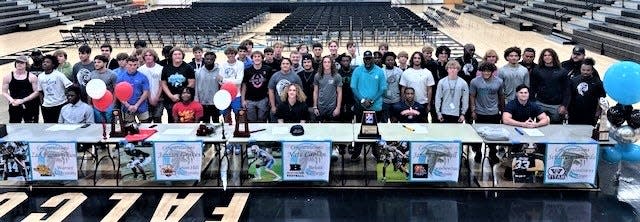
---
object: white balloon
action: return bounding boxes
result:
[214,90,232,110]
[86,79,107,99]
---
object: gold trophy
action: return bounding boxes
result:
[592,98,610,141]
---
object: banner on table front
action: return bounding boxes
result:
[29,142,77,181]
[153,141,203,181]
[544,143,599,184]
[409,141,461,182]
[282,141,332,181]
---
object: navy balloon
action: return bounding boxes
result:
[607,105,627,127]
[603,61,640,105]
[602,146,622,163]
[620,143,640,162]
[628,110,640,129]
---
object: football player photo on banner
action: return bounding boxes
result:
[153,141,203,181]
[28,142,77,181]
[409,141,461,182]
[376,140,410,182]
[282,141,332,181]
[0,141,30,182]
[544,143,599,184]
[248,142,283,182]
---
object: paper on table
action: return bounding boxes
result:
[413,125,428,134]
[46,124,82,131]
[272,127,289,135]
[522,128,544,137]
[163,128,193,135]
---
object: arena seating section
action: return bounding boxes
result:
[463,0,639,61]
[266,6,437,46]
[1,0,143,35]
[78,7,268,49]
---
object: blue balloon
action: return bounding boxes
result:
[620,143,640,162]
[602,146,622,163]
[603,61,640,105]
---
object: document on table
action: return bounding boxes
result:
[412,125,428,134]
[522,128,544,137]
[46,124,82,131]
[272,127,289,135]
[163,128,193,135]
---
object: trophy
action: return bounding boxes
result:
[234,108,250,137]
[358,111,380,139]
[110,109,126,137]
[592,98,610,141]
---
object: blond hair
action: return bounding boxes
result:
[280,83,307,103]
[445,60,461,69]
[483,49,499,63]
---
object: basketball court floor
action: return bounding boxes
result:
[0,4,639,221]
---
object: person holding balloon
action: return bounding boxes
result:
[88,55,117,122]
[58,85,94,124]
[219,47,245,123]
[115,56,150,123]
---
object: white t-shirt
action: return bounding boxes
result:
[399,67,435,104]
[138,63,164,99]
[219,60,245,97]
[38,70,73,107]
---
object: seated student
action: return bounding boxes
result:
[391,87,425,123]
[276,84,309,123]
[59,85,94,124]
[502,84,550,128]
[172,87,203,123]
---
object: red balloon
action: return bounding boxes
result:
[94,91,113,112]
[221,83,238,98]
[114,82,134,102]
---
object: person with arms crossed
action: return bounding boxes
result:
[567,58,605,126]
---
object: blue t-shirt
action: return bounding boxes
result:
[504,99,543,122]
[350,65,388,111]
[117,71,150,113]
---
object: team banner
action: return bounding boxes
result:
[282,141,332,181]
[29,142,78,181]
[153,141,203,181]
[544,143,599,184]
[409,141,461,182]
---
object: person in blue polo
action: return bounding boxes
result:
[116,56,150,123]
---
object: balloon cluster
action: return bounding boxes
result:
[600,61,640,163]
[214,83,237,112]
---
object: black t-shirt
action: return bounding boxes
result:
[512,153,536,183]
[519,61,536,74]
[568,75,605,125]
[297,70,315,106]
[276,101,309,123]
[263,59,281,74]
[107,58,119,70]
[242,65,272,101]
[338,68,354,105]
[455,56,478,84]
[426,60,447,103]
[161,62,195,99]
[504,100,544,122]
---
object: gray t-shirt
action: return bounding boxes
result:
[268,70,303,105]
[314,73,343,114]
[90,69,117,92]
[497,64,529,103]
[470,76,503,115]
[435,77,469,117]
[383,67,403,104]
[195,65,220,105]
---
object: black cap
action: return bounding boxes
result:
[31,49,42,56]
[301,54,313,62]
[363,50,373,58]
[572,46,585,55]
[290,125,304,136]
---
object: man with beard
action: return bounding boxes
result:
[567,58,605,126]
[29,50,44,76]
[382,52,403,123]
[72,45,95,102]
[519,48,536,74]
[455,44,478,84]
[561,46,600,79]
[196,52,221,123]
[242,51,271,122]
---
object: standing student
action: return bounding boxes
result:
[297,44,309,55]
[138,48,164,123]
[530,48,570,124]
[53,50,73,81]
[311,42,323,70]
[382,52,403,123]
[262,47,281,74]
[58,85,94,124]
[435,61,469,123]
[273,41,285,61]
[195,52,221,123]
[347,41,362,67]
[373,51,383,68]
[161,47,195,123]
[276,84,309,123]
[89,55,118,122]
[455,44,478,84]
[112,53,129,76]
[172,87,203,123]
[242,51,270,122]
[421,46,435,63]
[477,50,499,77]
[158,45,173,67]
[268,58,303,122]
[188,45,205,72]
[290,51,303,74]
[561,46,595,78]
[241,39,254,54]
[313,56,342,122]
[73,45,95,102]
[397,51,409,71]
[470,62,504,164]
[378,42,389,56]
[237,45,253,69]
[567,58,605,126]
[426,46,451,122]
[219,47,245,121]
[29,50,44,76]
[519,48,536,74]
[2,56,40,123]
[400,52,434,123]
[498,47,530,104]
[116,56,150,123]
[39,55,73,123]
[100,44,119,70]
[297,54,316,120]
[337,53,355,123]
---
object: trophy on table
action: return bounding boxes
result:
[592,98,610,141]
[110,109,126,137]
[358,111,380,139]
[234,108,250,138]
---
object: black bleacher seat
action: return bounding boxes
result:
[545,0,610,10]
[0,1,16,8]
[478,3,504,13]
[469,7,496,19]
[487,0,518,9]
[521,8,571,22]
[0,5,28,14]
[605,16,640,29]
[589,22,640,39]
[532,2,589,16]
[621,9,640,19]
[571,29,640,61]
[0,14,50,27]
[509,12,556,34]
[0,9,40,20]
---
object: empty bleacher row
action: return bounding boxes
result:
[267,6,437,46]
[573,6,640,61]
[0,0,60,34]
[76,7,268,49]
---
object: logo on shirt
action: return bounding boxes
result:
[276,79,292,96]
[168,73,186,88]
[577,82,589,96]
[463,63,474,76]
[249,72,265,88]
[223,67,237,79]
[387,75,397,83]
[178,110,195,123]
[77,68,92,86]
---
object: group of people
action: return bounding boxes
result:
[4,40,606,164]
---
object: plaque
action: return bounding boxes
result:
[592,98,610,141]
[110,109,126,137]
[234,108,250,137]
[358,111,380,139]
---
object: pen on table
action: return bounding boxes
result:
[402,125,415,132]
[250,128,266,133]
[514,128,524,135]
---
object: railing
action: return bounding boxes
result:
[586,0,595,20]
[554,7,569,32]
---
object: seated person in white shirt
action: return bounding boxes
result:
[58,85,94,124]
